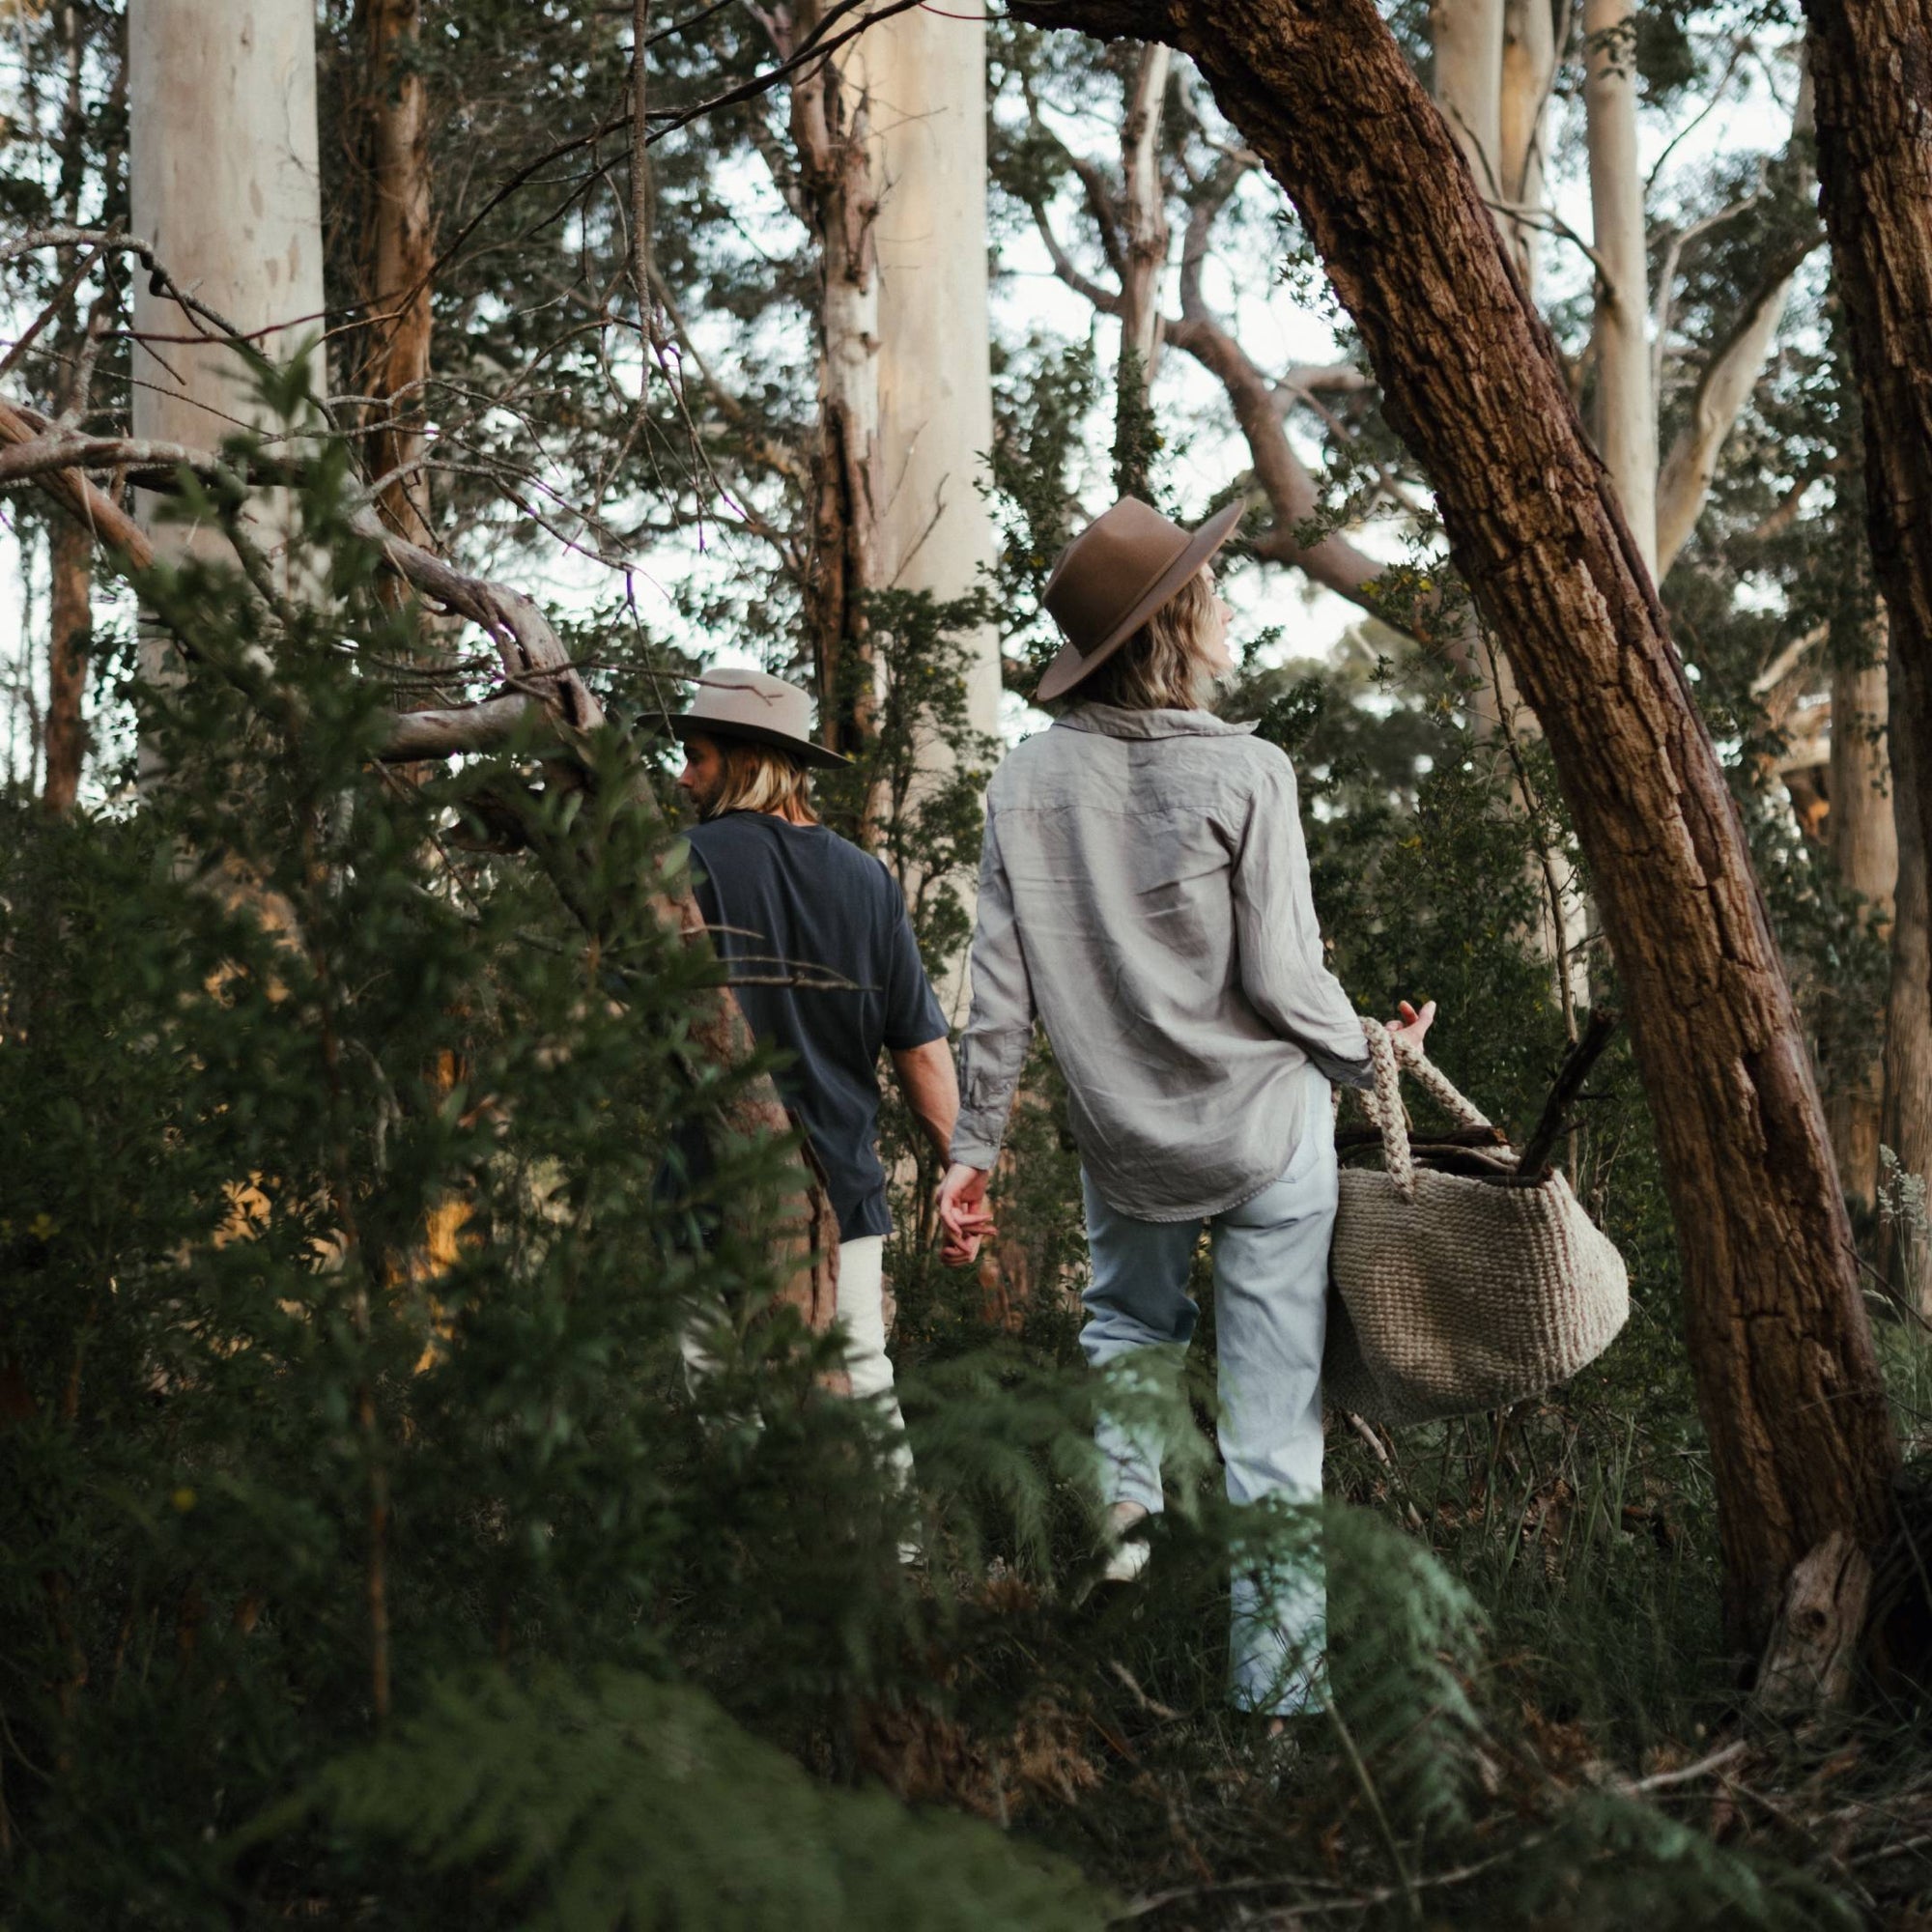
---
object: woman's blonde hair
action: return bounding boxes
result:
[708,737,818,821]
[1074,567,1220,711]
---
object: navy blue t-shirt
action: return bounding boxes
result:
[683,811,949,1241]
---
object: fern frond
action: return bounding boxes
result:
[296,1666,1111,1931]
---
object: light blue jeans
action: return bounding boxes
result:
[1080,1071,1336,1715]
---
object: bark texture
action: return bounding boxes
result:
[355,0,437,552]
[43,520,91,814]
[1881,636,1932,1314]
[1013,0,1898,1655]
[779,5,883,761]
[1825,646,1898,1209]
[1804,0,1932,1025]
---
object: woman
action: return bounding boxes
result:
[936,497,1435,1719]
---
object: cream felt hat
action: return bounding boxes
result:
[669,667,849,767]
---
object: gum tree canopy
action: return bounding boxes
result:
[1009,0,1899,1663]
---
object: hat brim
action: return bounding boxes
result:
[1035,498,1245,705]
[668,714,852,768]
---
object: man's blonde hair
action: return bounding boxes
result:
[1075,567,1220,711]
[709,736,818,821]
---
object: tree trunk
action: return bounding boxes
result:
[128,0,327,513]
[1435,0,1574,997]
[1582,0,1657,573]
[42,520,91,815]
[1112,40,1172,495]
[779,6,884,763]
[1803,0,1932,1030]
[355,0,437,554]
[1653,68,1815,580]
[1825,640,1898,1210]
[1499,0,1556,287]
[1880,631,1932,1314]
[1013,0,1899,1662]
[864,1,1002,999]
[1432,0,1502,191]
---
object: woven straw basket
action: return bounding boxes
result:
[1324,1019,1630,1427]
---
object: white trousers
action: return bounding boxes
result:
[833,1236,915,1487]
[685,1235,913,1485]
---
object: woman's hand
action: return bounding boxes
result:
[935,1161,996,1267]
[1386,998,1437,1052]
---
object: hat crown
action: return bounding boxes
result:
[1043,498,1193,659]
[685,667,813,741]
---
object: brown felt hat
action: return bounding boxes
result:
[669,666,850,767]
[1035,497,1243,703]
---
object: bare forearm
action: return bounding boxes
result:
[892,1038,958,1160]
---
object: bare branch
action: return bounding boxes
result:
[378,695,536,759]
[1026,196,1121,312]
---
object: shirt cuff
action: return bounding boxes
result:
[949,1125,1004,1171]
[1308,1044,1375,1091]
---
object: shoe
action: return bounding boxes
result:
[1100,1500,1152,1584]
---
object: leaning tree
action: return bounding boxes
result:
[1010,0,1898,1675]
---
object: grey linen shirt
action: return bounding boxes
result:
[951,702,1373,1222]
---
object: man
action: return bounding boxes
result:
[668,666,958,1469]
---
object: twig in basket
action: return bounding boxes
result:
[1518,1009,1619,1178]
[1334,1123,1510,1154]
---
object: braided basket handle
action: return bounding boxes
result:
[1388,1028,1492,1131]
[1356,1017,1510,1201]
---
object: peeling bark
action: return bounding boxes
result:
[355,0,437,555]
[1825,643,1897,1210]
[1011,0,1898,1659]
[772,3,883,763]
[1432,0,1503,192]
[1880,634,1932,1315]
[43,520,91,815]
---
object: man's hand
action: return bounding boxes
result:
[1386,998,1437,1052]
[935,1160,995,1267]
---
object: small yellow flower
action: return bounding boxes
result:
[28,1212,57,1241]
[172,1487,197,1513]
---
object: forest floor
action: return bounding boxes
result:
[868,1300,1932,1928]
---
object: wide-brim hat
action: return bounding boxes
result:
[1036,497,1243,703]
[668,666,850,768]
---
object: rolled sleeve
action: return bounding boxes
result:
[951,809,1037,1167]
[1232,753,1374,1089]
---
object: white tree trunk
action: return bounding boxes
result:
[1118,43,1172,384]
[1653,65,1814,579]
[1499,0,1556,288]
[128,0,326,781]
[128,0,325,551]
[1432,0,1503,191]
[1582,0,1658,574]
[864,7,1001,1007]
[867,8,999,729]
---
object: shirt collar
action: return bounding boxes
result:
[1053,701,1260,742]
